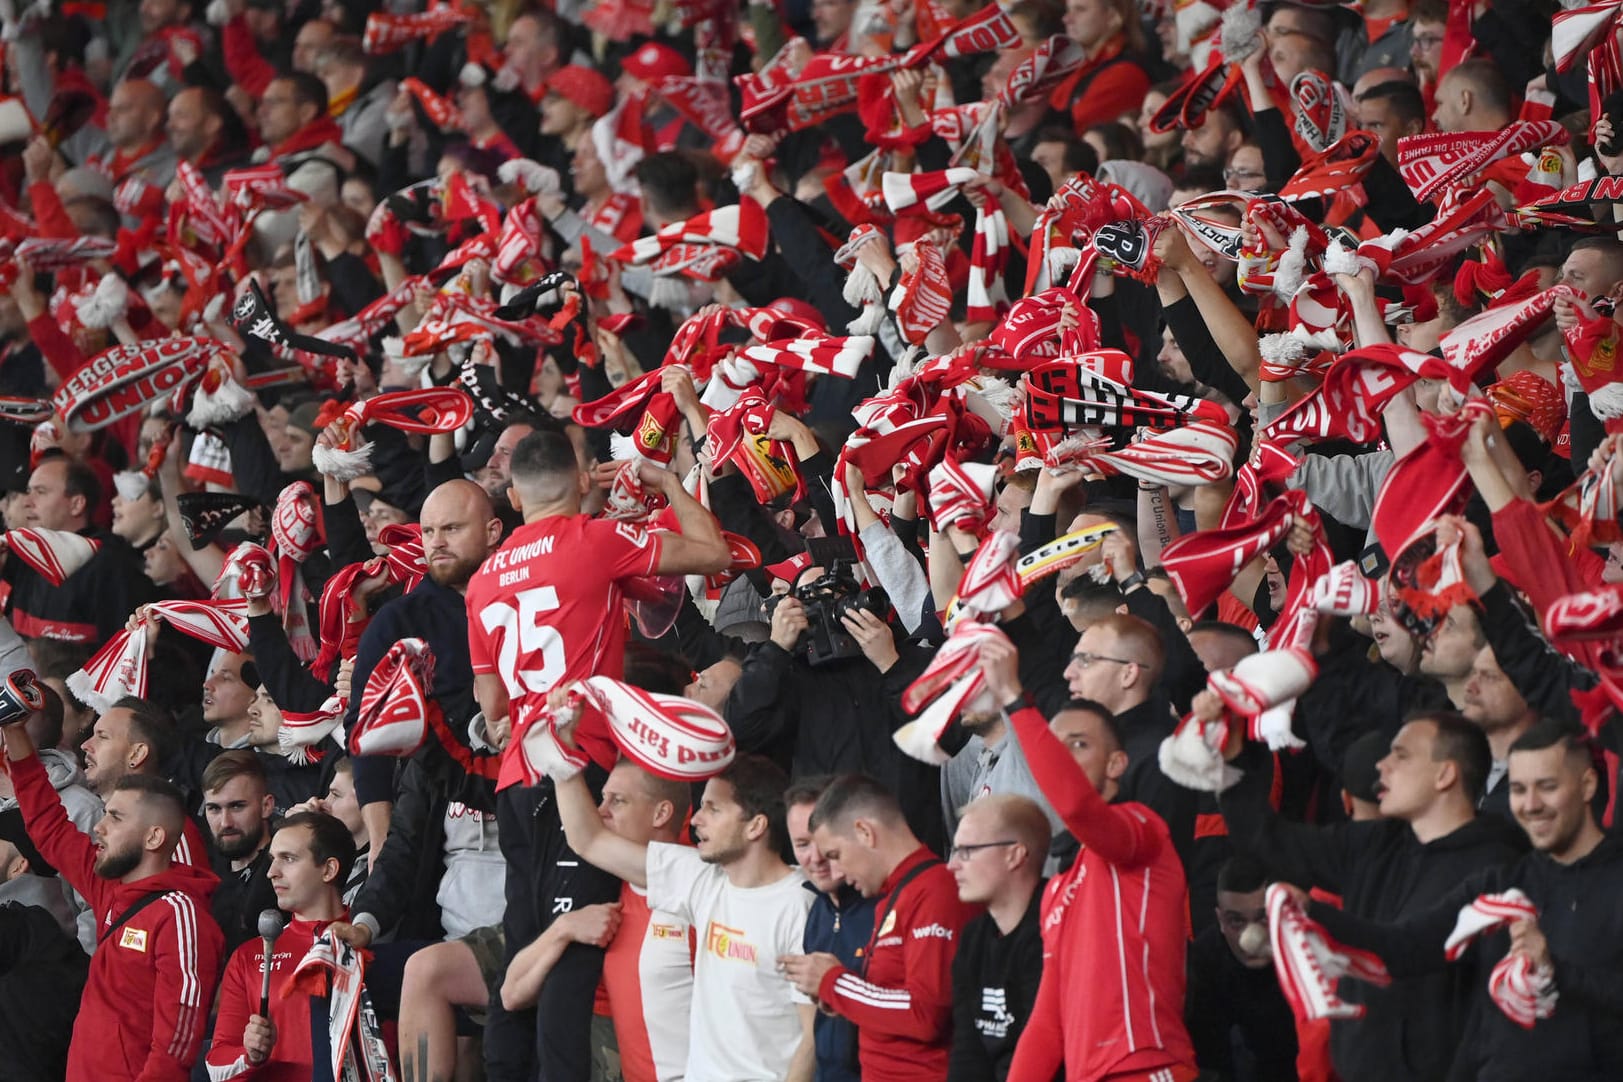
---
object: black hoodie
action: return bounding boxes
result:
[1220,745,1526,1082]
[1312,835,1623,1082]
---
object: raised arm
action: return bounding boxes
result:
[646,463,730,576]
[554,769,648,887]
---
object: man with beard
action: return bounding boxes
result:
[3,698,223,1080]
[342,480,504,859]
[81,696,210,868]
[201,750,279,954]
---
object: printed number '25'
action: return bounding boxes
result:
[480,586,565,694]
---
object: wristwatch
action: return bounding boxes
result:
[1118,570,1147,593]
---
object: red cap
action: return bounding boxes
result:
[622,41,691,82]
[545,64,614,118]
[766,296,825,330]
[764,552,812,585]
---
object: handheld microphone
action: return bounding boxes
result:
[257,909,286,1018]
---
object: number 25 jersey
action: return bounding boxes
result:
[466,514,663,789]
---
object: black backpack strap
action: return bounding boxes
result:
[99,889,175,944]
[860,859,943,978]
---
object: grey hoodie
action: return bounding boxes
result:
[0,749,103,955]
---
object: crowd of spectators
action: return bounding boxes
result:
[0,0,1621,1079]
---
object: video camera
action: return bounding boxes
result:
[763,539,890,666]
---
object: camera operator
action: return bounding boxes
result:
[728,560,944,853]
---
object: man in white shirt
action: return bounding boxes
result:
[555,749,816,1082]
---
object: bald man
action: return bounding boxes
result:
[98,79,177,186]
[166,86,235,174]
[342,480,505,857]
[3,714,224,1079]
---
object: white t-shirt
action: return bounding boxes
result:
[646,842,813,1082]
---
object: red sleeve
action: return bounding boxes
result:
[7,752,99,906]
[586,519,664,581]
[139,892,223,1082]
[1068,62,1150,133]
[204,946,259,1079]
[26,312,87,381]
[221,16,278,98]
[1007,705,1164,868]
[1490,498,1605,616]
[28,180,78,239]
[1005,951,1065,1082]
[465,581,495,675]
[816,877,967,1040]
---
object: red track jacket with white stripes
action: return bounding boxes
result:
[817,846,977,1081]
[1004,706,1195,1082]
[12,751,225,1082]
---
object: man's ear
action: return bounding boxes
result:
[577,470,592,498]
[261,793,276,821]
[652,800,674,830]
[128,740,151,772]
[508,486,524,515]
[744,812,768,842]
[321,857,341,885]
[144,822,168,854]
[1106,748,1129,782]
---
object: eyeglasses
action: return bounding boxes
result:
[947,840,1019,862]
[1069,651,1134,669]
[1223,167,1266,185]
[1411,33,1445,49]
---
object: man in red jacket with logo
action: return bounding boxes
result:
[1,670,224,1082]
[780,773,977,1081]
[206,810,358,1080]
[977,640,1197,1082]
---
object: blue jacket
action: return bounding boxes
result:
[803,882,876,1082]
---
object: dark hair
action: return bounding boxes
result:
[111,773,187,828]
[1410,0,1446,21]
[783,773,835,811]
[633,152,701,220]
[1412,710,1492,804]
[1085,121,1143,164]
[1446,58,1511,118]
[1176,164,1226,196]
[623,643,691,695]
[55,456,101,513]
[1059,697,1125,752]
[1059,575,1120,607]
[1509,719,1594,767]
[201,748,270,795]
[1216,854,1270,895]
[276,811,358,885]
[1008,0,1063,39]
[1189,620,1259,656]
[1034,126,1100,177]
[111,696,179,773]
[716,755,791,858]
[1356,80,1426,128]
[283,71,330,117]
[508,428,580,491]
[34,683,65,750]
[38,14,91,67]
[807,774,905,836]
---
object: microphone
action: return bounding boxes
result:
[257,909,286,1018]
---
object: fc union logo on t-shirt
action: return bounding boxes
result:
[705,921,758,964]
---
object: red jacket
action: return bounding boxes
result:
[1004,707,1194,1082]
[11,751,224,1082]
[817,846,977,1082]
[206,914,344,1080]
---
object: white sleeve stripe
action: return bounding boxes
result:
[163,894,203,1058]
[832,974,913,1010]
[205,1054,251,1081]
[831,973,910,1000]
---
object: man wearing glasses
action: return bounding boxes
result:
[945,795,1051,1082]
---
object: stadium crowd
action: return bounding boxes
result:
[0,0,1622,1078]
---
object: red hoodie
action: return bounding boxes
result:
[206,913,345,1080]
[11,751,224,1082]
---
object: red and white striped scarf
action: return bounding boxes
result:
[67,600,250,712]
[1044,421,1238,488]
[1268,883,1391,1021]
[1,528,100,586]
[1443,890,1558,1029]
[1397,121,1568,204]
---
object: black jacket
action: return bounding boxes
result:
[2,526,153,646]
[1185,922,1299,1082]
[727,639,944,854]
[212,846,280,956]
[1312,835,1623,1082]
[1221,745,1525,1082]
[0,899,89,1082]
[948,887,1046,1082]
[351,754,497,942]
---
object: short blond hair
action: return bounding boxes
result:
[959,794,1051,866]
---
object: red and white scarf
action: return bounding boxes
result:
[309,388,474,481]
[1,528,101,586]
[1443,890,1558,1029]
[67,600,250,712]
[1267,883,1392,1022]
[1044,421,1238,487]
[1397,121,1568,204]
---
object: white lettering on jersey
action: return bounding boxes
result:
[479,585,566,694]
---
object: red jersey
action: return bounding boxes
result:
[205,914,343,1081]
[602,883,695,1082]
[816,847,976,1082]
[465,514,663,788]
[1004,707,1194,1082]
